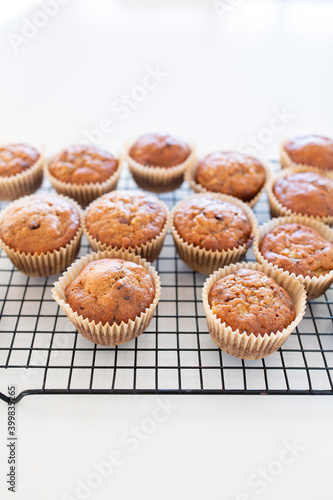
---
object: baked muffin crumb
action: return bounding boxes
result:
[65,258,155,325]
[273,171,333,217]
[129,133,191,168]
[196,151,265,201]
[174,195,252,251]
[0,144,40,177]
[0,195,80,254]
[260,223,333,278]
[85,190,167,248]
[284,135,333,170]
[208,269,296,336]
[49,145,118,184]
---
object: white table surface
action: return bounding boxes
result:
[1,1,333,498]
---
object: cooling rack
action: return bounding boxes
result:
[0,161,333,404]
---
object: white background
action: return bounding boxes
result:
[0,0,333,499]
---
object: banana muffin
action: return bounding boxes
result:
[49,144,118,184]
[259,223,333,278]
[283,135,333,170]
[196,151,266,202]
[174,195,252,251]
[85,190,167,249]
[273,171,333,217]
[208,269,296,336]
[65,258,155,326]
[0,144,40,177]
[129,133,191,168]
[0,195,80,254]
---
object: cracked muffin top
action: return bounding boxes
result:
[208,269,296,336]
[65,258,155,325]
[196,151,266,202]
[129,133,191,168]
[0,195,80,254]
[260,223,333,278]
[273,171,333,217]
[0,144,40,177]
[48,145,118,184]
[283,135,333,170]
[173,195,252,252]
[85,190,167,248]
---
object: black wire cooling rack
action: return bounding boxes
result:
[0,162,333,404]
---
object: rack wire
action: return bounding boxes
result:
[0,162,333,404]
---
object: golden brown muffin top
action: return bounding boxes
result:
[0,144,40,177]
[0,195,80,254]
[65,258,155,326]
[273,171,333,217]
[85,190,167,248]
[208,269,296,336]
[49,145,118,184]
[284,135,333,170]
[129,133,191,168]
[196,151,266,202]
[260,223,333,278]
[174,195,252,251]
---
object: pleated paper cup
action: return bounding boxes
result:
[44,154,123,208]
[52,249,161,346]
[280,138,333,171]
[170,193,258,274]
[83,197,171,262]
[0,146,44,201]
[124,138,196,193]
[184,155,271,208]
[0,194,83,277]
[267,166,333,226]
[202,262,307,360]
[253,215,333,300]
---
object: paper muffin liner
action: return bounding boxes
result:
[124,137,197,193]
[0,194,84,277]
[52,249,161,346]
[280,138,333,171]
[202,261,307,360]
[44,153,123,207]
[83,196,171,262]
[0,146,44,201]
[184,154,271,208]
[267,166,333,226]
[170,193,258,274]
[253,215,333,300]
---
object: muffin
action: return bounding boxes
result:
[260,223,333,278]
[125,132,196,193]
[0,144,40,177]
[185,151,268,207]
[171,193,257,274]
[268,167,333,224]
[84,190,170,261]
[0,194,82,276]
[209,269,296,335]
[254,215,333,299]
[66,259,155,325]
[52,249,161,346]
[281,134,333,170]
[130,133,191,167]
[0,143,44,201]
[202,262,306,359]
[45,144,122,207]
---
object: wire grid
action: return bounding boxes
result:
[0,163,333,403]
